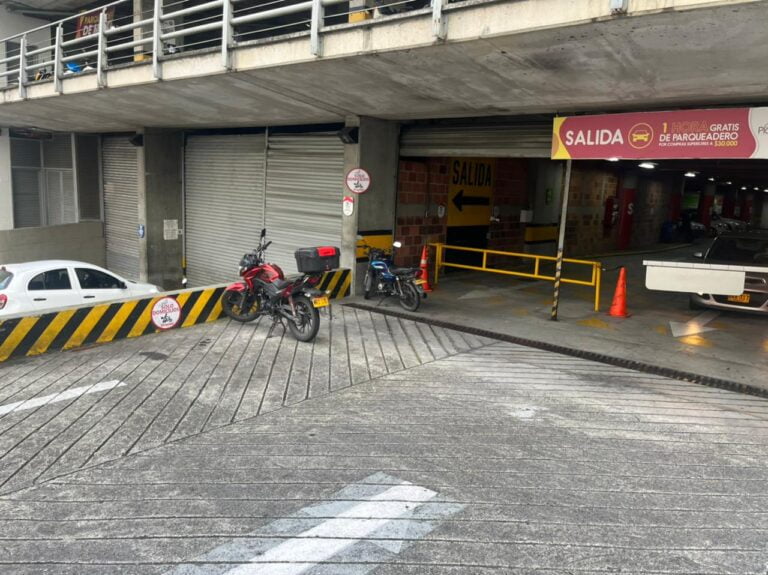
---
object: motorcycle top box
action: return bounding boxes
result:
[295,246,340,273]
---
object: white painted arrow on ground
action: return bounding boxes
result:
[669,311,720,338]
[164,473,463,575]
[0,380,125,416]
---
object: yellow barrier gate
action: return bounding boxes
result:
[430,244,602,312]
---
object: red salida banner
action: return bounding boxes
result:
[552,107,768,160]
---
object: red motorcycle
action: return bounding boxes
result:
[220,229,339,342]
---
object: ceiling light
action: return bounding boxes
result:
[708,177,715,182]
[639,162,656,169]
[741,186,747,190]
[754,187,760,191]
[684,171,697,178]
[726,181,732,185]
[607,157,620,162]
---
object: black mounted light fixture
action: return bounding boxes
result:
[337,126,359,144]
[129,133,144,147]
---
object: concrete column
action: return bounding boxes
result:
[133,0,151,62]
[758,193,767,228]
[699,182,716,228]
[340,116,400,294]
[341,118,361,290]
[349,0,375,22]
[141,129,184,289]
[721,188,736,218]
[0,129,12,230]
[525,159,563,256]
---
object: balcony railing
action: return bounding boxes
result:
[0,0,448,98]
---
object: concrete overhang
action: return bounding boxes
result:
[1,0,766,132]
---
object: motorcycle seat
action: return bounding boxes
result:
[390,267,419,275]
[266,274,304,293]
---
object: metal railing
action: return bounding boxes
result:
[0,0,448,96]
[430,243,603,312]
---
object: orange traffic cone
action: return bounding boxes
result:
[608,267,629,318]
[419,245,433,292]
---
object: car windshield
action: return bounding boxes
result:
[707,237,768,264]
[0,270,12,290]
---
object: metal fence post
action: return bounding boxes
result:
[222,0,233,69]
[53,24,63,94]
[310,0,324,56]
[152,0,163,79]
[18,34,27,99]
[97,9,107,87]
[432,0,446,40]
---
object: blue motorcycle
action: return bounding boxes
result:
[361,240,426,312]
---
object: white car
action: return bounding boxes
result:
[0,260,161,318]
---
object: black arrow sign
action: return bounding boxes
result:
[452,189,490,212]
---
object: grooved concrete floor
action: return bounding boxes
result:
[1,308,768,573]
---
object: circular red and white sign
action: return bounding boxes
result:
[345,168,371,194]
[151,296,182,330]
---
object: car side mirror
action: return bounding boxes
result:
[693,252,703,259]
[393,241,402,249]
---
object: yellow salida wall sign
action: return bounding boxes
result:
[447,158,495,227]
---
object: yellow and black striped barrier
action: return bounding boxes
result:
[0,269,351,363]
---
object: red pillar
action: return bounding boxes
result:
[722,191,736,218]
[617,187,636,250]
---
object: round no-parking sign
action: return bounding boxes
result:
[345,168,371,194]
[151,296,182,330]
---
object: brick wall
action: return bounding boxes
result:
[631,180,669,249]
[488,159,527,253]
[566,169,620,256]
[395,158,450,267]
[565,168,675,256]
[395,158,529,267]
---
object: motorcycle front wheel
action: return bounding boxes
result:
[399,281,421,312]
[287,295,320,342]
[221,289,260,322]
[363,271,374,300]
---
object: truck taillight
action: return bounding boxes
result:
[0,294,6,310]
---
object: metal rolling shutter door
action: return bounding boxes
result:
[185,134,266,286]
[399,122,553,157]
[264,133,344,275]
[102,136,140,280]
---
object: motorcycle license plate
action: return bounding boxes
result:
[413,279,427,286]
[727,293,750,303]
[312,296,330,308]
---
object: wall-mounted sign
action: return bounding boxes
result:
[345,168,371,194]
[75,6,116,38]
[447,158,495,227]
[552,107,768,160]
[342,196,354,216]
[151,297,182,331]
[163,219,179,240]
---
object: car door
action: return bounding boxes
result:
[74,266,129,304]
[26,267,79,311]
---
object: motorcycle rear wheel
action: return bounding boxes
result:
[287,295,320,342]
[221,289,260,322]
[399,282,420,312]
